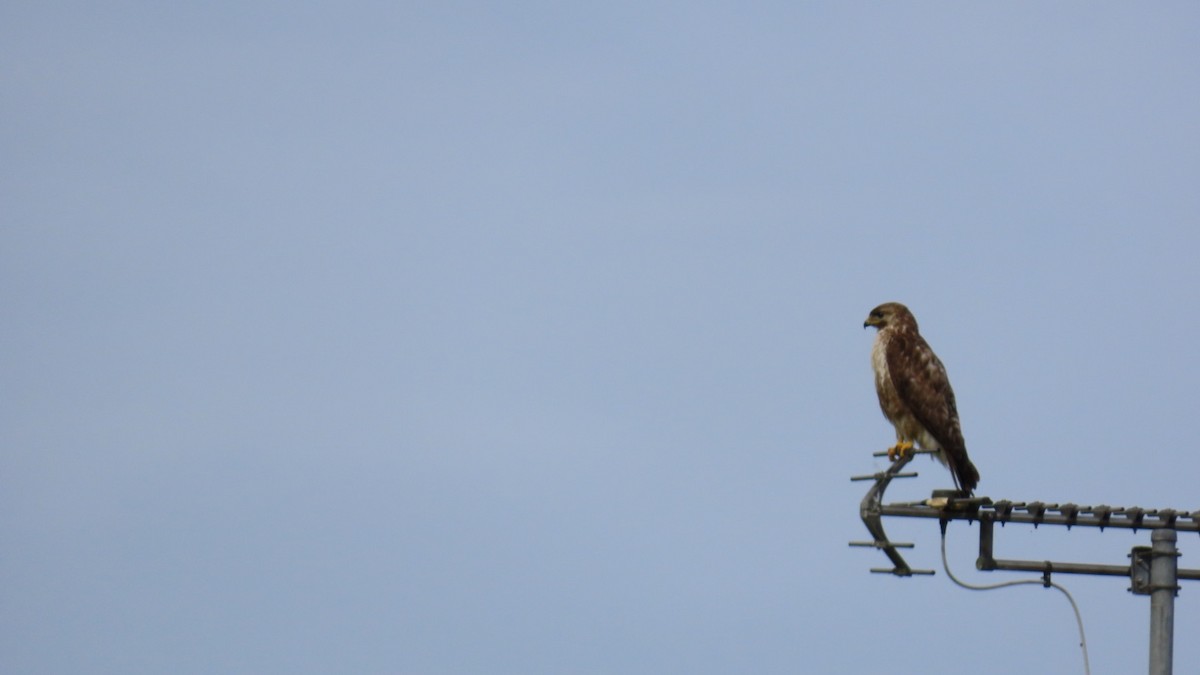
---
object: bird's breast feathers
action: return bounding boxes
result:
[871,331,891,389]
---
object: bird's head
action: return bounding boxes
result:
[863,302,917,331]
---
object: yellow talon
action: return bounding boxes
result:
[887,441,914,461]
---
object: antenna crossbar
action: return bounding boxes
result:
[851,448,1199,675]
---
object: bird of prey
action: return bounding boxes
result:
[863,302,980,494]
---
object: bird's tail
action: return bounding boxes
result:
[954,457,980,495]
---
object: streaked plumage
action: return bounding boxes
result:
[864,302,980,494]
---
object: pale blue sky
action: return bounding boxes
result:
[4,3,1199,674]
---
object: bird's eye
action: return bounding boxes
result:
[870,310,883,318]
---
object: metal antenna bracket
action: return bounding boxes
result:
[849,449,937,576]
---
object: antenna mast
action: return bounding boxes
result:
[851,451,1200,675]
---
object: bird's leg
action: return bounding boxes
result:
[886,441,915,461]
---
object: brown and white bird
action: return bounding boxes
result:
[863,302,980,494]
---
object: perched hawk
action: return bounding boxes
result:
[864,302,980,494]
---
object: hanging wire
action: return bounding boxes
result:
[939,522,1091,675]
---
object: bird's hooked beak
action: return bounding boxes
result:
[863,315,879,329]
